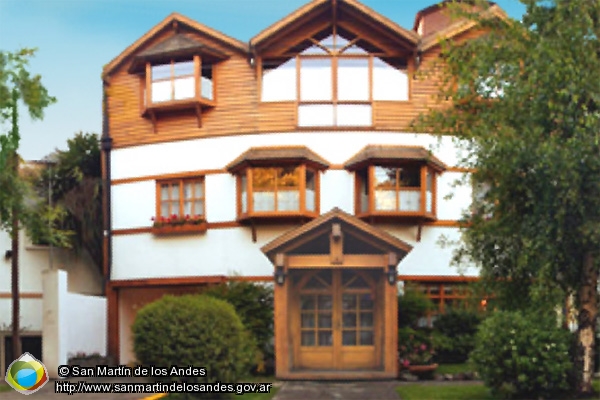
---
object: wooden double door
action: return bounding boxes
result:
[291,268,382,371]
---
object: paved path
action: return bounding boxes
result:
[273,381,400,400]
[0,378,156,399]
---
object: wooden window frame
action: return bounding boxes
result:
[355,164,438,220]
[237,164,320,220]
[259,31,410,129]
[155,177,206,220]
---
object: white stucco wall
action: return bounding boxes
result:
[110,131,477,281]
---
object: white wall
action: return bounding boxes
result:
[110,131,477,281]
[43,269,106,379]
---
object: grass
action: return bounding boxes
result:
[436,363,474,375]
[397,383,494,400]
[396,380,600,400]
[0,383,12,393]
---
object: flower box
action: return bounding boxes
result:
[151,222,207,236]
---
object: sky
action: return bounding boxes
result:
[0,0,526,161]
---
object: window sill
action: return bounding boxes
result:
[238,211,318,223]
[356,211,437,223]
[151,222,207,236]
[143,97,215,116]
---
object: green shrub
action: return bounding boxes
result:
[398,327,434,368]
[433,310,483,363]
[398,287,435,328]
[470,310,574,399]
[202,281,274,374]
[132,294,256,398]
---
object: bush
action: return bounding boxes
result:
[433,310,482,363]
[398,287,435,328]
[398,327,434,368]
[132,294,256,398]
[202,281,274,374]
[470,310,574,399]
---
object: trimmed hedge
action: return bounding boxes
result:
[132,294,256,398]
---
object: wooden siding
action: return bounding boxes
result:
[106,22,482,149]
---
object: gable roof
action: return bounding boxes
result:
[418,3,507,52]
[261,207,413,262]
[250,0,418,54]
[103,13,248,79]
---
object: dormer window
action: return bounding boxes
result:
[128,33,226,131]
[345,146,446,222]
[227,146,329,224]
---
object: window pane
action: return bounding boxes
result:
[171,184,180,200]
[277,191,299,211]
[277,167,299,189]
[336,104,372,126]
[261,58,296,102]
[399,190,420,211]
[173,61,194,77]
[375,167,397,188]
[195,182,204,198]
[375,190,396,211]
[194,200,204,216]
[360,330,373,345]
[183,183,193,200]
[373,58,409,101]
[161,184,170,200]
[161,202,169,217]
[151,64,171,81]
[301,314,315,328]
[253,169,276,211]
[342,313,356,328]
[318,331,332,346]
[152,81,171,103]
[400,167,421,187]
[174,77,195,100]
[300,58,332,101]
[342,331,356,346]
[241,175,247,213]
[201,76,213,100]
[298,104,334,126]
[301,331,315,346]
[306,170,316,212]
[337,58,369,101]
[318,314,332,328]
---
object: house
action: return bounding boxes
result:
[102,0,504,380]
[0,162,105,378]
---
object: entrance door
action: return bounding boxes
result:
[292,269,380,371]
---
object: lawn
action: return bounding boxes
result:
[396,383,493,400]
[436,363,474,375]
[0,384,11,393]
[396,380,600,400]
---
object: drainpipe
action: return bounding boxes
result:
[101,80,113,288]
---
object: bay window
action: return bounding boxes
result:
[345,145,446,221]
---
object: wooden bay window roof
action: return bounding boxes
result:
[128,34,228,74]
[226,146,330,173]
[344,145,447,171]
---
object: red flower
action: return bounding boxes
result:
[151,217,155,221]
[402,359,410,367]
[420,344,427,351]
[185,214,190,219]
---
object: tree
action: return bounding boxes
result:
[31,132,103,274]
[415,0,599,394]
[0,48,56,358]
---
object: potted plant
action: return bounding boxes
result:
[398,329,438,378]
[151,214,207,235]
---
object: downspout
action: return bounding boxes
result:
[101,80,113,289]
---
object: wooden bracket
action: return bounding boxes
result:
[148,110,158,134]
[195,104,202,128]
[416,223,423,242]
[250,220,257,243]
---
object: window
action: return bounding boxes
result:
[404,282,476,327]
[260,32,409,127]
[238,166,318,218]
[157,178,205,219]
[147,58,213,105]
[355,164,438,218]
